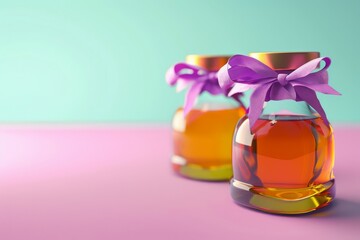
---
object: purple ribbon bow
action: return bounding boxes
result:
[218,54,341,128]
[166,62,243,115]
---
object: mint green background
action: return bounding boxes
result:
[0,0,357,123]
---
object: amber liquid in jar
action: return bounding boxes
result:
[172,104,246,181]
[231,115,335,214]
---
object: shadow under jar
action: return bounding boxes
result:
[171,55,246,181]
[230,52,335,214]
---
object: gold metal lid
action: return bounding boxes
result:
[249,52,320,70]
[186,55,231,71]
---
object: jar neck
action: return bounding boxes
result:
[260,100,318,120]
[192,92,244,111]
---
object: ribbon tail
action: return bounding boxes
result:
[295,86,330,126]
[228,83,253,96]
[248,83,273,131]
[293,82,341,95]
[175,79,192,92]
[183,82,205,116]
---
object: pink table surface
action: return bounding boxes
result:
[0,124,359,240]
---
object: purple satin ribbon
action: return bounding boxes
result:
[218,54,341,128]
[166,62,243,115]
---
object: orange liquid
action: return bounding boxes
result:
[231,115,335,214]
[172,105,246,181]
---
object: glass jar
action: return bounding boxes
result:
[170,55,246,181]
[230,52,335,214]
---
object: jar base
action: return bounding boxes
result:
[230,178,335,214]
[171,155,232,181]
